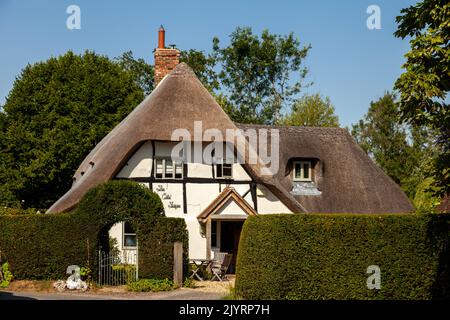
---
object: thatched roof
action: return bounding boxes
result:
[47,63,302,213]
[47,63,413,214]
[237,124,413,213]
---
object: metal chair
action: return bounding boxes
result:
[211,253,232,281]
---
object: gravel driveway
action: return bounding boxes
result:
[0,279,233,300]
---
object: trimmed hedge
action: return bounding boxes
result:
[0,180,188,280]
[236,214,450,300]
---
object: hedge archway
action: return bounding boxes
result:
[76,180,165,253]
[0,180,188,280]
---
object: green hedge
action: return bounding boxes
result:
[236,214,450,300]
[0,180,188,280]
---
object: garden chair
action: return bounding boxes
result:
[213,252,227,264]
[211,253,232,281]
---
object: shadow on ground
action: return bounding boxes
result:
[0,291,37,300]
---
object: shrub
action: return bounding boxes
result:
[236,214,450,300]
[138,218,189,279]
[1,262,14,288]
[127,278,174,292]
[0,180,188,281]
[183,277,196,288]
[0,207,44,215]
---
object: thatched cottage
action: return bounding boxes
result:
[48,28,413,270]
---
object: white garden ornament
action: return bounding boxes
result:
[53,265,88,292]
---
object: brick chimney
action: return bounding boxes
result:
[154,26,180,85]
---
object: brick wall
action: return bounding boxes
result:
[154,48,180,85]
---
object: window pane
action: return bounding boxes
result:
[165,160,173,178]
[211,221,217,248]
[216,164,223,178]
[155,159,163,178]
[124,222,135,233]
[294,162,302,179]
[124,235,137,247]
[303,163,310,179]
[222,164,232,178]
[175,163,183,179]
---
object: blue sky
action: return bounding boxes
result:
[0,0,417,127]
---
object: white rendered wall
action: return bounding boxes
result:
[114,141,292,260]
[152,182,184,217]
[256,184,292,214]
[116,141,153,178]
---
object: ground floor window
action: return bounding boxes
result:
[123,222,137,248]
[211,221,218,248]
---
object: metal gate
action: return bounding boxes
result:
[98,249,138,286]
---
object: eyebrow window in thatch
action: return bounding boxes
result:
[293,161,312,182]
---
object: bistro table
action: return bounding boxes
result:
[189,259,212,281]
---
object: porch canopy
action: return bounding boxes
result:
[197,187,256,259]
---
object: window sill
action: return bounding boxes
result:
[291,181,322,196]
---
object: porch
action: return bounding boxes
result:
[198,187,257,274]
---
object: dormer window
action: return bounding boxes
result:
[293,161,312,182]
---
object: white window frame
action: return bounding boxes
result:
[154,158,183,179]
[211,221,221,249]
[293,160,312,182]
[215,162,233,179]
[123,222,137,249]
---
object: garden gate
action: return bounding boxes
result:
[97,249,138,286]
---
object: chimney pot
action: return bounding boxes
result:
[158,25,165,49]
[154,26,180,85]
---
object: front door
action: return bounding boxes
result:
[220,221,244,274]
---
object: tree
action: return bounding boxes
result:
[351,92,438,209]
[394,0,449,197]
[213,27,311,124]
[180,49,219,92]
[115,51,154,96]
[0,51,144,208]
[279,94,339,127]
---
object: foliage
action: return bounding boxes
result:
[413,178,442,213]
[127,278,174,292]
[213,27,311,124]
[0,181,188,280]
[236,214,450,300]
[79,265,92,283]
[0,207,43,215]
[351,92,438,205]
[182,27,311,124]
[279,93,339,127]
[115,51,154,96]
[0,51,145,209]
[108,237,121,262]
[183,277,196,289]
[138,218,189,279]
[394,0,450,197]
[1,262,14,288]
[76,180,165,227]
[180,49,219,92]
